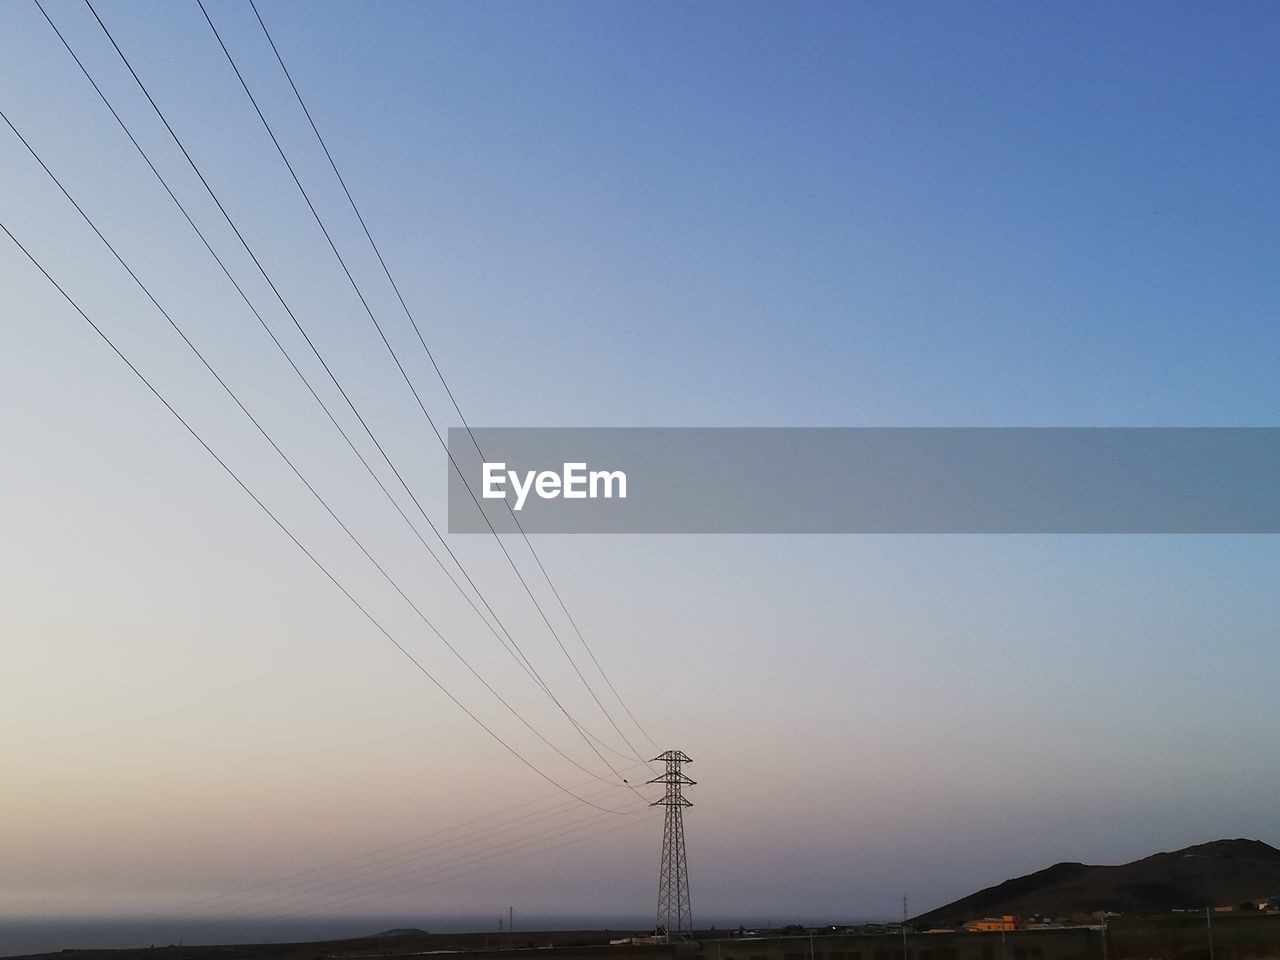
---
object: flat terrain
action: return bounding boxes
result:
[2,930,654,960]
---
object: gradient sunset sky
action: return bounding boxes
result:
[2,0,1279,941]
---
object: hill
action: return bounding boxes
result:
[915,838,1280,923]
[371,928,430,937]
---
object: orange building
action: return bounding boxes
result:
[965,916,1020,933]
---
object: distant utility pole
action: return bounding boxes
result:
[902,895,909,960]
[509,907,514,949]
[1206,906,1215,960]
[649,750,695,943]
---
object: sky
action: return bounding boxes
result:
[2,0,1279,950]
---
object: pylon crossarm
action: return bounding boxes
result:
[651,750,692,764]
[650,796,692,807]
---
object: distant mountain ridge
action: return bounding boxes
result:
[915,839,1280,924]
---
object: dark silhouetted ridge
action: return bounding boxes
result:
[915,838,1280,924]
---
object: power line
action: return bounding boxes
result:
[69,0,538,709]
[202,0,646,764]
[74,0,641,784]
[234,804,658,930]
[0,101,628,806]
[164,806,660,941]
[187,786,650,927]
[0,180,620,817]
[151,759,653,923]
[245,0,659,754]
[29,0,621,790]
[196,0,649,763]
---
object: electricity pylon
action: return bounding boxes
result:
[649,749,694,942]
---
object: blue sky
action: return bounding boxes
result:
[1,0,1279,943]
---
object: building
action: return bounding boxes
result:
[964,917,1020,933]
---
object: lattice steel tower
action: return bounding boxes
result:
[649,749,694,942]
